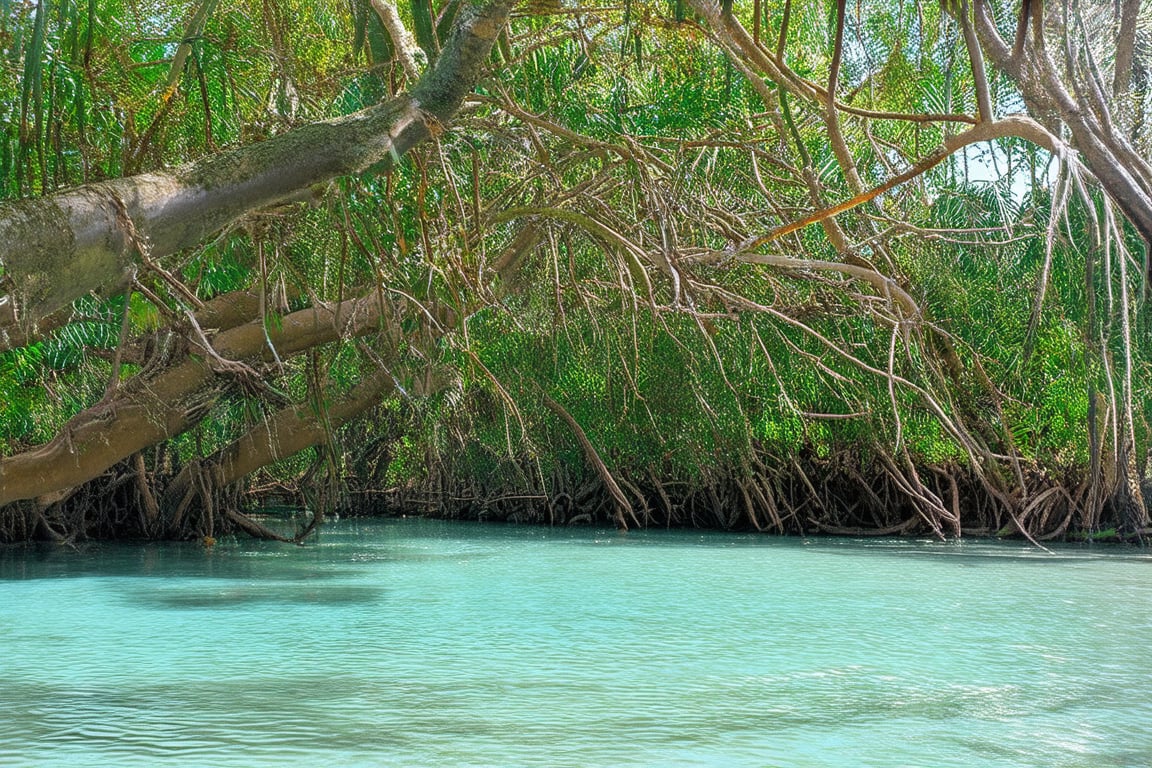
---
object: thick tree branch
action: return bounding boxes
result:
[160,367,398,524]
[0,303,73,353]
[0,293,395,505]
[975,0,1152,246]
[0,1,512,329]
[974,0,1021,79]
[956,0,994,123]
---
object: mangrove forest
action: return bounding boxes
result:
[2,0,1152,544]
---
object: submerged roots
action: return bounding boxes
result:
[1,446,1146,545]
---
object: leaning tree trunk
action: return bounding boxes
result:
[0,291,401,506]
[0,1,513,343]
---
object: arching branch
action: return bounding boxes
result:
[734,116,1061,250]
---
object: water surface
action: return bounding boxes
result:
[2,518,1151,767]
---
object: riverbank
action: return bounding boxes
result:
[3,448,1148,546]
[349,464,1149,545]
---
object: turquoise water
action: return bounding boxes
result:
[2,518,1151,767]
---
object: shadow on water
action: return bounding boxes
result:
[0,518,512,582]
[128,583,385,610]
[0,538,370,582]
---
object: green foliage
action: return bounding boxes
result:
[0,0,1145,523]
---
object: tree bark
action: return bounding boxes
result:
[1114,0,1141,97]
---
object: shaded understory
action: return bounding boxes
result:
[3,447,1147,545]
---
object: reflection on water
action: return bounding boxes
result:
[2,519,1152,767]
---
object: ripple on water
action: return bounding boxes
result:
[1,519,1151,767]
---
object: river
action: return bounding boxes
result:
[1,518,1150,767]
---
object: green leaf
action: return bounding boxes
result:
[410,0,436,62]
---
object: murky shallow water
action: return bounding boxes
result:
[2,518,1151,767]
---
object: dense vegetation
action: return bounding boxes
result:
[1,0,1150,544]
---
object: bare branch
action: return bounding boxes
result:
[736,116,1061,249]
[955,0,994,122]
[542,392,637,531]
[370,0,426,82]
